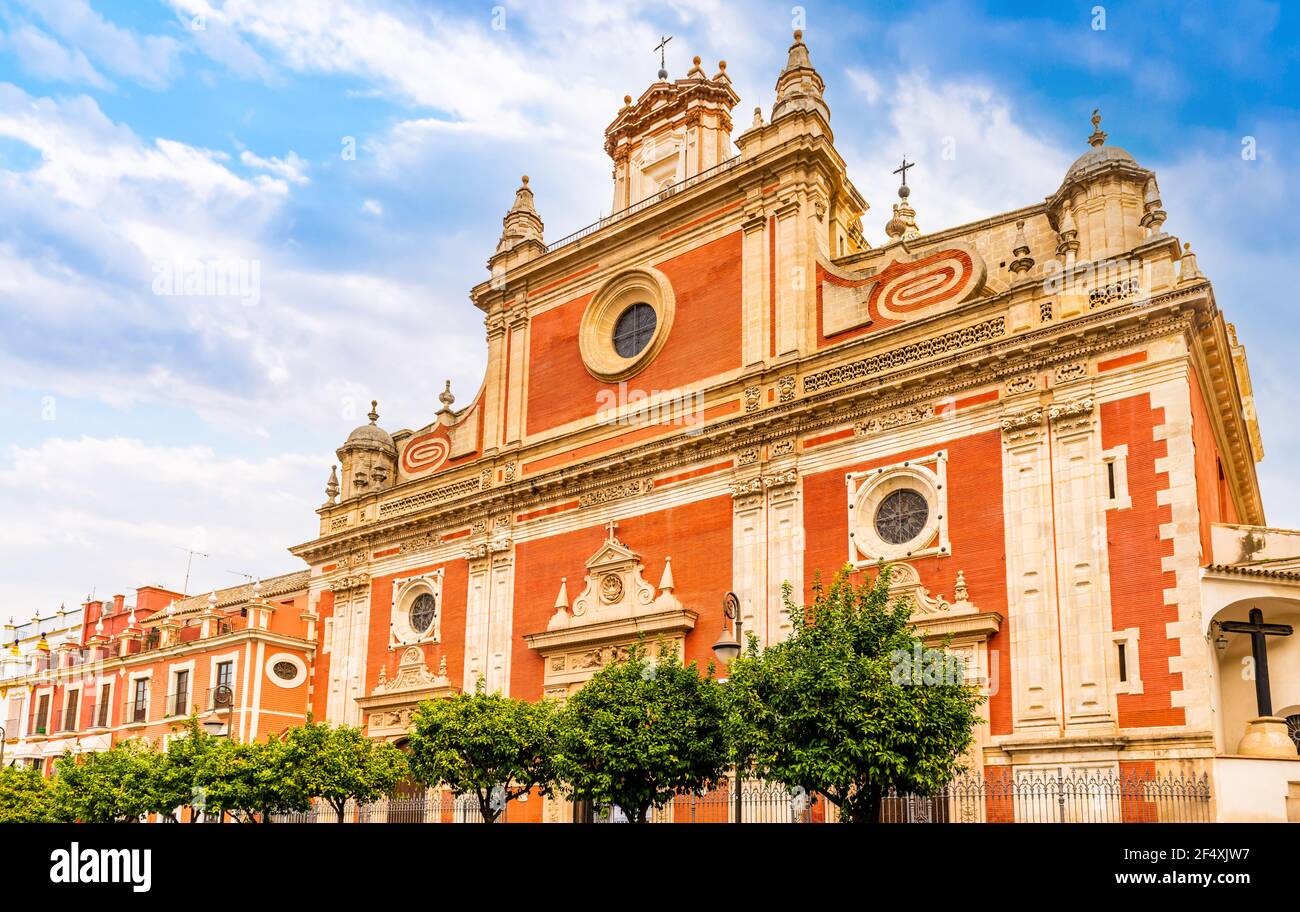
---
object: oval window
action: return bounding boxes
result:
[272,661,298,681]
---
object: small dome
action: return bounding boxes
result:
[342,400,396,454]
[1065,144,1136,180]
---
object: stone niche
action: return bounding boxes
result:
[524,524,698,699]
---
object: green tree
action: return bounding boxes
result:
[408,682,559,823]
[51,739,164,823]
[153,715,222,822]
[0,765,53,822]
[727,568,985,823]
[283,722,408,822]
[555,642,727,823]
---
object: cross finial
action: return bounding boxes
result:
[893,156,914,188]
[654,35,673,79]
[604,519,619,542]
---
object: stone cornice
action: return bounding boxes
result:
[294,286,1213,564]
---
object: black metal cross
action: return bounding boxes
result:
[1220,607,1294,716]
[893,156,914,186]
[654,35,673,71]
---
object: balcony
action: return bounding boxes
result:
[123,698,148,726]
[87,702,111,730]
[166,690,190,718]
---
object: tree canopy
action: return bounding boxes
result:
[282,721,408,822]
[725,568,985,822]
[555,642,727,823]
[0,765,53,823]
[408,682,559,822]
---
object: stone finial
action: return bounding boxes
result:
[687,55,706,79]
[554,577,569,610]
[954,570,969,604]
[325,464,339,505]
[367,400,379,424]
[771,29,830,124]
[95,616,104,634]
[1088,108,1107,148]
[1141,176,1167,235]
[208,591,218,610]
[493,174,545,257]
[751,105,764,128]
[713,60,729,84]
[438,379,455,414]
[252,578,263,601]
[658,557,675,593]
[1178,242,1204,285]
[1009,220,1035,274]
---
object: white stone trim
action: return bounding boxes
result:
[846,450,949,567]
[1101,443,1132,511]
[265,651,307,689]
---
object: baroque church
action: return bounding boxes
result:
[6,31,1299,823]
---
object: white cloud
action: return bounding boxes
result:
[18,0,183,89]
[361,198,382,216]
[240,149,309,185]
[3,24,111,89]
[0,436,322,610]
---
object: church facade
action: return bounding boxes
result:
[5,32,1298,822]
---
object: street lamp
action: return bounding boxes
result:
[0,725,6,768]
[201,684,235,738]
[711,591,742,665]
[711,592,744,824]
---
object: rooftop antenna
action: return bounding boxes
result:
[173,545,209,594]
[226,570,255,584]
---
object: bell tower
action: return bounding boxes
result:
[604,51,740,213]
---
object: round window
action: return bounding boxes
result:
[272,661,298,681]
[612,303,657,358]
[409,593,437,636]
[874,489,930,545]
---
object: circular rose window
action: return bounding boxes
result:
[874,489,930,545]
[409,593,437,636]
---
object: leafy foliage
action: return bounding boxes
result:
[0,765,53,822]
[52,739,163,823]
[282,722,408,822]
[408,682,559,822]
[555,642,727,823]
[726,568,985,822]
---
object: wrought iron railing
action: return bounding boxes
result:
[543,156,740,254]
[267,792,503,824]
[216,772,1214,824]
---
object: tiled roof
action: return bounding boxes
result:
[162,570,311,619]
[1205,563,1300,582]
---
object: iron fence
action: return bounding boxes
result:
[597,772,1212,824]
[267,792,504,824]
[226,771,1212,824]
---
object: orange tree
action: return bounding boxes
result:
[724,568,984,823]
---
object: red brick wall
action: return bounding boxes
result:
[510,495,734,700]
[1102,394,1184,728]
[525,232,743,436]
[801,430,1013,735]
[311,589,334,721]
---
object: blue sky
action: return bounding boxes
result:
[0,0,1297,618]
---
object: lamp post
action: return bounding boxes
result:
[0,725,6,768]
[711,591,743,824]
[201,684,236,822]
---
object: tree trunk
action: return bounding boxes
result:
[479,794,498,823]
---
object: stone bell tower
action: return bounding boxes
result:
[604,52,740,212]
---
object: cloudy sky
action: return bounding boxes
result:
[0,0,1296,620]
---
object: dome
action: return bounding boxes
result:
[342,400,396,455]
[1065,144,1136,180]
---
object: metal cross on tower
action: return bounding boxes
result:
[654,35,673,78]
[893,156,914,187]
